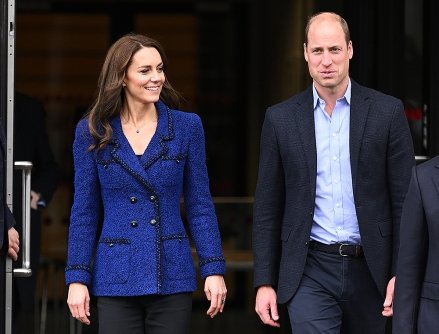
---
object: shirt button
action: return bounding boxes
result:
[150,219,157,226]
[130,221,138,228]
[130,196,138,204]
[150,195,156,202]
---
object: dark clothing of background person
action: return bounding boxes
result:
[393,155,439,334]
[0,125,18,330]
[12,92,59,333]
[0,126,16,257]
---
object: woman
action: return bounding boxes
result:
[65,33,227,334]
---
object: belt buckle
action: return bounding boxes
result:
[338,243,350,257]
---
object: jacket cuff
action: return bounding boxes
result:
[65,265,93,286]
[199,257,226,279]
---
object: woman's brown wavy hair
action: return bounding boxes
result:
[86,33,182,151]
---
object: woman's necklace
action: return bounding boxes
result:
[134,124,145,134]
[122,117,148,134]
[122,108,157,134]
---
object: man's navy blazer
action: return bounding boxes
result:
[253,80,415,304]
[393,155,439,333]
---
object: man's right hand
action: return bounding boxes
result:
[7,227,19,261]
[255,285,280,327]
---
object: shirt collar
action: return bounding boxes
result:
[312,79,352,108]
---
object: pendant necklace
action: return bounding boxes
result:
[130,122,146,134]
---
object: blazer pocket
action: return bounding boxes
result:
[153,154,187,187]
[281,225,293,242]
[378,219,393,237]
[94,238,131,284]
[96,160,125,189]
[421,281,439,300]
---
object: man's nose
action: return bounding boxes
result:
[321,51,332,66]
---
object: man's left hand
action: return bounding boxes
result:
[382,276,395,317]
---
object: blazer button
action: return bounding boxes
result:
[150,195,156,202]
[130,196,138,204]
[130,220,138,228]
[150,219,157,226]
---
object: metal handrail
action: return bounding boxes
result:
[13,161,32,277]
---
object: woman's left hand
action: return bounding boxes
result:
[204,275,227,318]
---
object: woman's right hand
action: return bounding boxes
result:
[67,282,91,325]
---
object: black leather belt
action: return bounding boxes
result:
[309,240,364,257]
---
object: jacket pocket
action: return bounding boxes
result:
[152,154,187,188]
[421,281,439,300]
[378,219,393,237]
[281,225,293,242]
[94,238,131,284]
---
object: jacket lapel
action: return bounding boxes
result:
[295,87,317,199]
[349,81,370,193]
[109,101,174,180]
[433,162,439,195]
[139,102,173,169]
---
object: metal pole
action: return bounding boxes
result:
[5,0,15,333]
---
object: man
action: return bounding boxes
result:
[13,92,59,333]
[253,12,415,333]
[393,155,439,333]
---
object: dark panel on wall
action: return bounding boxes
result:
[197,3,248,196]
[426,0,439,156]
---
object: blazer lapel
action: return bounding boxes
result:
[295,88,317,199]
[349,81,371,193]
[110,101,174,180]
[433,162,439,195]
[139,102,173,169]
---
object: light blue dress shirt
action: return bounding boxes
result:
[310,80,361,245]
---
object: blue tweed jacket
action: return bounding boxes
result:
[65,101,226,296]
